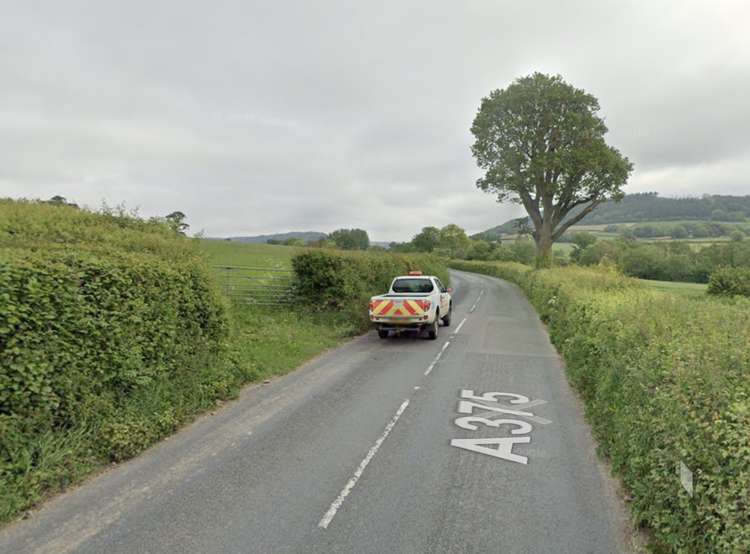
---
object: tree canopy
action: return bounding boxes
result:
[471,72,632,266]
[329,228,370,250]
[411,226,441,252]
[165,211,189,235]
[391,223,471,257]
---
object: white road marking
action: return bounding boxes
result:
[318,399,410,529]
[424,342,450,376]
[458,400,534,417]
[461,390,529,404]
[454,416,533,434]
[451,437,530,464]
[469,290,484,313]
[424,353,441,376]
[454,317,467,333]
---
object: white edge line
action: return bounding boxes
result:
[318,399,410,529]
[441,341,451,352]
[455,317,467,333]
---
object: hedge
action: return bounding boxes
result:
[708,266,750,297]
[0,249,227,422]
[451,260,750,552]
[0,198,195,259]
[0,201,231,522]
[292,249,449,327]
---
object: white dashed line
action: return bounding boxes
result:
[469,290,484,313]
[318,399,410,529]
[454,317,467,333]
[424,354,441,376]
[424,341,451,376]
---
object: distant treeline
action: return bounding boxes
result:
[459,231,750,284]
[582,192,750,223]
[596,221,748,240]
[267,228,371,250]
[478,192,750,238]
[301,220,750,285]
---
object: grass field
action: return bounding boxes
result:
[198,239,301,267]
[552,242,575,254]
[200,240,359,392]
[639,278,708,298]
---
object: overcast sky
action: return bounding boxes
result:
[2,1,750,240]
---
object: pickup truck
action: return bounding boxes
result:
[369,271,452,340]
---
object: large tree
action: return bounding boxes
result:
[437,224,471,258]
[330,228,370,250]
[411,226,441,252]
[471,73,633,267]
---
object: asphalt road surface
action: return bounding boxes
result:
[0,270,634,553]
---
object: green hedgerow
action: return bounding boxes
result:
[292,249,449,330]
[0,199,230,523]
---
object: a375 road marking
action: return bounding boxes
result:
[450,389,552,465]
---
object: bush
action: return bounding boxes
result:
[292,250,448,328]
[0,200,229,522]
[708,267,750,297]
[670,225,689,239]
[0,249,227,424]
[573,238,750,284]
[449,260,750,552]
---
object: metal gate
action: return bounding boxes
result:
[213,265,297,305]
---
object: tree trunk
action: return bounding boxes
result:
[534,226,553,268]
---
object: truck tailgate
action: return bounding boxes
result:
[370,297,430,319]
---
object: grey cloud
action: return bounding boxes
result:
[2,0,749,240]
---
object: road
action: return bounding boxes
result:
[0,270,634,553]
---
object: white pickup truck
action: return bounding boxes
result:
[369,271,452,340]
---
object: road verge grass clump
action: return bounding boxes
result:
[0,200,231,523]
[450,260,750,552]
[292,249,449,329]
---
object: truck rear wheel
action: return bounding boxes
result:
[442,304,452,327]
[427,318,439,340]
[377,328,389,339]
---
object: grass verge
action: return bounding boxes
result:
[1,301,356,524]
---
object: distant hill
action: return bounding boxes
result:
[227,231,327,244]
[474,193,750,239]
